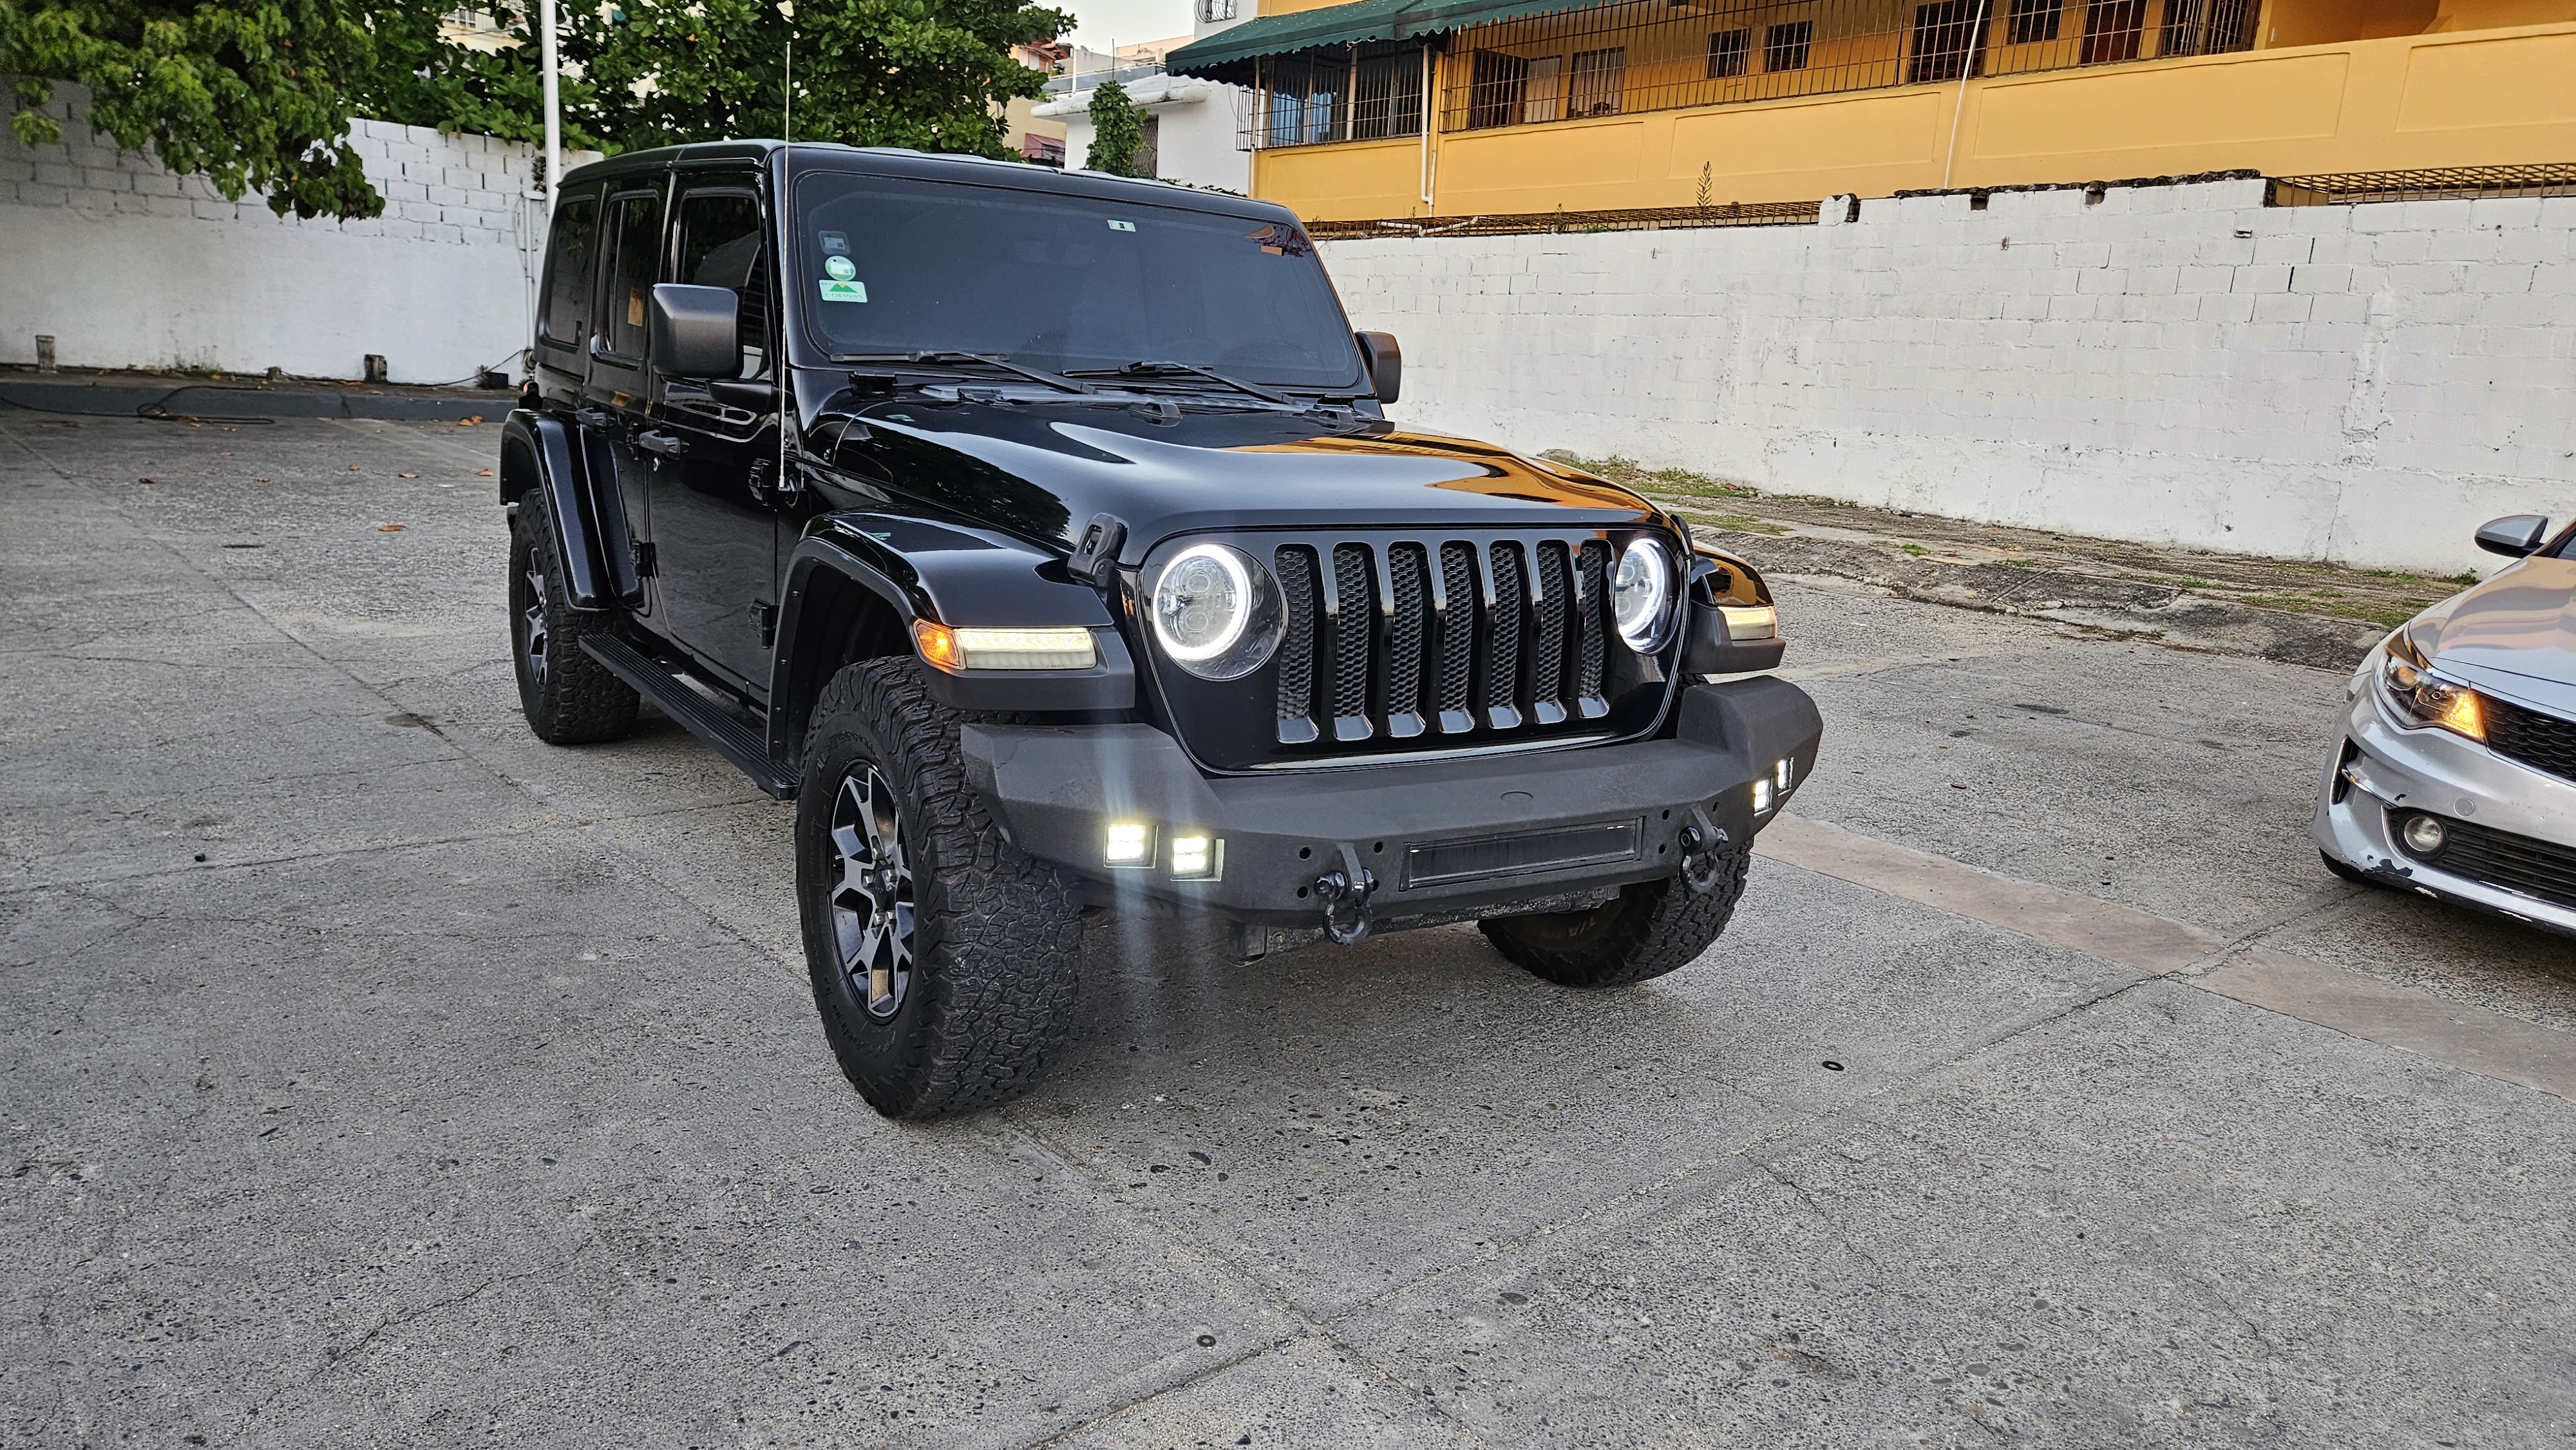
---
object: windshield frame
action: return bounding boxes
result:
[783,164,1370,395]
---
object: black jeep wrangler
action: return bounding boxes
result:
[502,142,1822,1117]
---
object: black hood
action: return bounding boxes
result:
[804,377,1666,558]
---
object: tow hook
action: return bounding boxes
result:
[1314,842,1379,945]
[1677,806,1728,896]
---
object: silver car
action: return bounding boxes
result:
[2316,514,2576,938]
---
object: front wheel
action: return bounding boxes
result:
[1479,838,1752,989]
[795,657,1086,1118]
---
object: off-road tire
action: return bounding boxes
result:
[508,494,639,744]
[1478,838,1753,989]
[796,657,1086,1118]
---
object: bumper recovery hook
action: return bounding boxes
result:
[1314,843,1379,945]
[1677,806,1728,896]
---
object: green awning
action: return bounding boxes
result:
[1165,0,1611,79]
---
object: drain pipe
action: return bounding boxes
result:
[1938,0,1993,189]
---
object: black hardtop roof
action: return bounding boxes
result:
[558,142,1296,224]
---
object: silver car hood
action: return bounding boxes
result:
[2420,556,2576,717]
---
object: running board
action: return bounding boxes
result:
[581,636,797,800]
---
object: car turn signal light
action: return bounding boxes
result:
[913,621,1099,673]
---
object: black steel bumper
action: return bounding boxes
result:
[960,677,1823,940]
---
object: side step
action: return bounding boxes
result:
[582,636,797,800]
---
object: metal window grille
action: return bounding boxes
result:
[1248,42,1426,148]
[1202,0,1236,20]
[1418,0,2255,137]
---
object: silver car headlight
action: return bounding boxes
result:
[1612,537,1678,653]
[1151,542,1283,681]
[2378,634,2486,742]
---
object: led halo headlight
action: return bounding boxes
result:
[1611,536,1680,653]
[1150,542,1285,681]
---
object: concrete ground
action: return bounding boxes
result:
[4,413,2572,1449]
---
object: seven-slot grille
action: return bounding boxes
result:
[1272,535,1621,747]
[2485,696,2576,786]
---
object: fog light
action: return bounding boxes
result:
[1169,833,1221,880]
[1752,777,1774,814]
[2400,814,2448,856]
[1775,757,1795,792]
[1105,821,1153,867]
[1721,605,1778,642]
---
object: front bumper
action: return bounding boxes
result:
[2314,684,2576,938]
[963,677,1823,940]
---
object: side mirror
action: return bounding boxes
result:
[2474,514,2550,558]
[1354,330,1401,405]
[649,283,741,380]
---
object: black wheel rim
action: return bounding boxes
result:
[829,765,915,1021]
[517,563,549,685]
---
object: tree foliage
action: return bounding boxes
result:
[1,0,1069,220]
[1,0,383,219]
[1083,79,1139,176]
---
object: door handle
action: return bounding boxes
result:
[574,406,611,428]
[637,431,687,457]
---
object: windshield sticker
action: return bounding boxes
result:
[1244,223,1314,258]
[819,278,867,303]
[824,254,858,281]
[819,231,849,255]
[1106,219,1136,232]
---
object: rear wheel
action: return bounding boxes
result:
[508,495,638,744]
[795,657,1086,1118]
[1479,838,1752,989]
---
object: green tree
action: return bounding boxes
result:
[1,0,384,219]
[358,1,603,156]
[576,0,1067,157]
[1083,78,1138,176]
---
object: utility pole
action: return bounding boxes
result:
[541,0,562,211]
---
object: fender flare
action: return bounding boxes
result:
[499,410,640,612]
[767,513,1137,763]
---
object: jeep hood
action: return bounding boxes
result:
[822,391,1664,556]
[2414,555,2576,718]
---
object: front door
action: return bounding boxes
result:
[582,179,667,622]
[647,173,781,693]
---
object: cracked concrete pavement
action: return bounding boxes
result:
[4,413,2572,1448]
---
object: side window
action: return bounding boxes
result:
[601,188,666,361]
[673,187,772,379]
[537,193,600,350]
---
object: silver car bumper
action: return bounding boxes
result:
[2314,670,2576,937]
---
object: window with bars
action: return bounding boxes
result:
[1569,47,1627,116]
[1202,0,1236,19]
[1707,28,1750,76]
[1241,0,2266,147]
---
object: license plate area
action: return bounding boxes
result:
[1400,819,1643,890]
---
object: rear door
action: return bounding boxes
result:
[647,172,781,692]
[583,176,670,621]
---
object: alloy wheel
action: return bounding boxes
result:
[518,565,549,685]
[829,764,915,1020]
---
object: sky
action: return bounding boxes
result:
[1061,0,1197,51]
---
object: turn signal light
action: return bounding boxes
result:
[914,620,1099,673]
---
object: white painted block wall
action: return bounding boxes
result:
[1321,178,2576,576]
[0,82,590,384]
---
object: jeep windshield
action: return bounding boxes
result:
[793,173,1367,393]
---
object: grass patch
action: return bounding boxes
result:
[1697,513,1791,536]
[1550,452,1759,500]
[2239,593,2420,628]
[1899,543,1929,557]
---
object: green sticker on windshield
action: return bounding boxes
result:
[824,254,857,281]
[819,278,866,303]
[1107,219,1136,232]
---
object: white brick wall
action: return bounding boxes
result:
[1323,177,2576,574]
[0,82,599,382]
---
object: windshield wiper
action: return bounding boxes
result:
[828,351,1096,395]
[1065,360,1294,406]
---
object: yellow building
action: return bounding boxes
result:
[1164,0,2576,221]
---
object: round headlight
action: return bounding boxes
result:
[1151,543,1283,681]
[1611,537,1677,653]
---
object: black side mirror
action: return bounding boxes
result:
[1354,330,1401,405]
[2474,514,2550,558]
[649,283,741,380]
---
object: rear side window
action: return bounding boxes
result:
[537,194,600,350]
[601,188,665,361]
[674,187,771,378]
